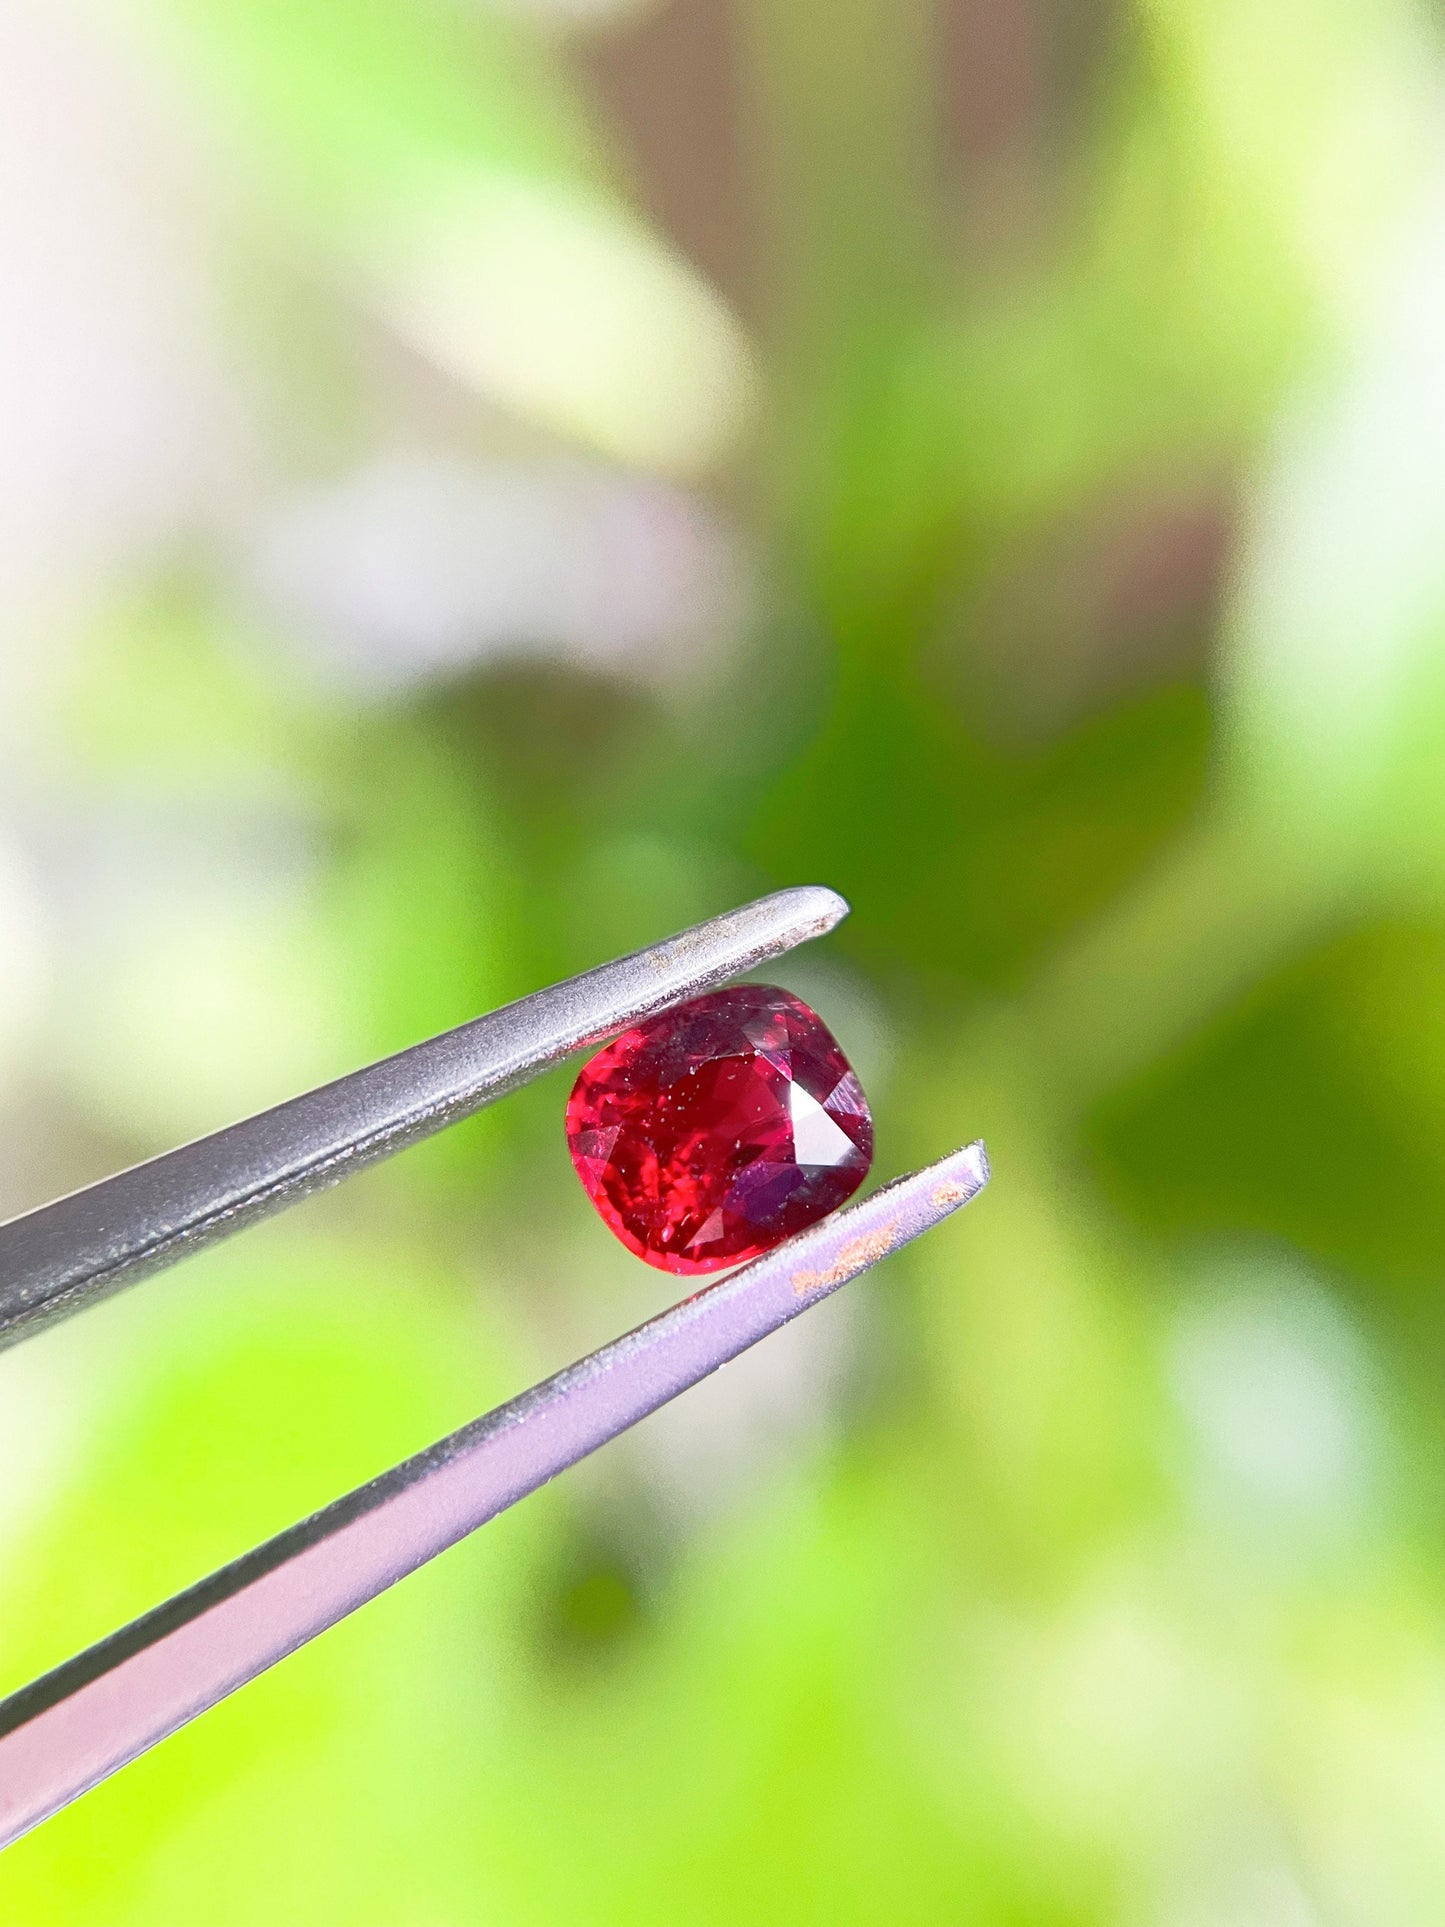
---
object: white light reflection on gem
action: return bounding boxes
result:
[787,1080,859,1169]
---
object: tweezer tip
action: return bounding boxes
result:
[781,884,850,936]
[919,1139,990,1213]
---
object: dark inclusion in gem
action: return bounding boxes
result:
[565,984,874,1274]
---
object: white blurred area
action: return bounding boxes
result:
[246,450,747,694]
[1153,1864,1322,1927]
[1168,1248,1382,1540]
[1224,140,1445,882]
[0,0,247,709]
[0,0,754,710]
[362,171,757,475]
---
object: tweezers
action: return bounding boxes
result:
[0,885,988,1850]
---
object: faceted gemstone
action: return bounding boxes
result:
[565,984,874,1274]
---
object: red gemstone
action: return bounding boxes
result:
[566,984,874,1274]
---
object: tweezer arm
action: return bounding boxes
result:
[0,886,847,1351]
[0,1141,988,1852]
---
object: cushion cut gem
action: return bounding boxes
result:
[565,984,875,1274]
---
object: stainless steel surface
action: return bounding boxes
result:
[0,1141,988,1852]
[0,886,848,1351]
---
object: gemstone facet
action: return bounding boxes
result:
[565,984,874,1274]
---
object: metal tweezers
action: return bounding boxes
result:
[0,886,988,1850]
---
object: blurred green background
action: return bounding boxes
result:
[4,0,1445,1918]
